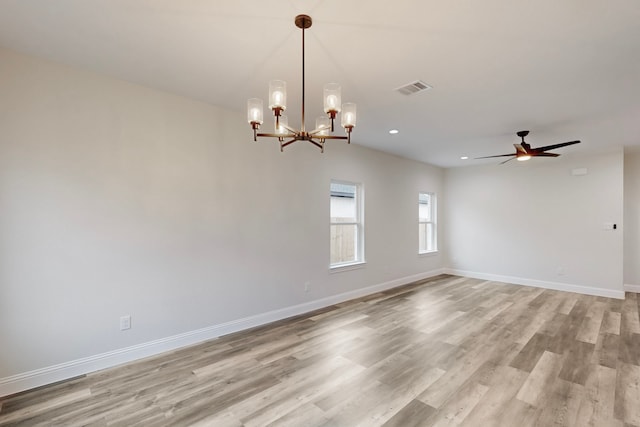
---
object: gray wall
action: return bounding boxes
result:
[444,150,625,296]
[624,148,640,287]
[0,47,445,388]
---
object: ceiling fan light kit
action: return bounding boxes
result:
[476,130,581,164]
[247,14,356,153]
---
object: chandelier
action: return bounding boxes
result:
[247,14,356,153]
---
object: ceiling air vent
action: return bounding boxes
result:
[395,80,432,96]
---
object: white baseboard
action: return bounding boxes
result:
[445,268,625,300]
[0,268,446,398]
[624,283,640,293]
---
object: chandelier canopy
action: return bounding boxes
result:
[247,14,356,152]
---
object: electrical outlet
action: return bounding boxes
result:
[120,315,131,331]
[304,281,310,293]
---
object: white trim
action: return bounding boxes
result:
[329,261,366,273]
[624,283,640,293]
[418,191,437,254]
[330,179,365,268]
[418,250,439,257]
[445,268,625,300]
[0,268,446,398]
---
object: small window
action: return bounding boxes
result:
[330,181,364,267]
[419,192,437,253]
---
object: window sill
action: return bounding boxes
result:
[418,250,439,257]
[329,261,366,273]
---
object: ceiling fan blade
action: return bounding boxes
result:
[532,152,560,157]
[530,140,580,153]
[500,157,518,165]
[475,154,516,159]
[514,144,528,155]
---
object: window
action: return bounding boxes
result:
[419,192,437,253]
[330,181,364,267]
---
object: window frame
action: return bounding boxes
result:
[329,180,365,270]
[419,192,437,254]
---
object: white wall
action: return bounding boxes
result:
[444,151,624,298]
[0,47,445,393]
[624,148,640,288]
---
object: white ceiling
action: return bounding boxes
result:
[1,0,639,167]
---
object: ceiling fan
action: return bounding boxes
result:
[476,131,581,164]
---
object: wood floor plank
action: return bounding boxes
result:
[468,395,538,427]
[264,402,329,427]
[576,311,605,344]
[557,296,579,315]
[558,340,596,385]
[442,314,489,346]
[509,333,550,373]
[416,354,486,409]
[546,309,585,355]
[239,356,364,427]
[621,293,640,335]
[381,399,436,427]
[618,332,640,366]
[429,382,489,426]
[0,275,636,427]
[516,350,565,406]
[601,311,622,335]
[538,312,569,336]
[615,362,640,426]
[574,364,621,427]
[460,365,529,427]
[592,332,620,369]
[314,379,394,426]
[531,377,584,426]
[515,312,552,346]
[0,388,91,425]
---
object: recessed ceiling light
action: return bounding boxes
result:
[460,156,469,160]
[389,129,399,134]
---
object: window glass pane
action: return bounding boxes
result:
[331,183,356,223]
[419,223,427,252]
[330,180,363,267]
[330,182,356,197]
[419,193,431,221]
[419,192,436,253]
[419,203,430,221]
[330,224,357,264]
[330,196,356,223]
[419,223,435,253]
[426,223,435,252]
[418,193,430,204]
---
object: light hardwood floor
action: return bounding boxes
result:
[1,275,639,426]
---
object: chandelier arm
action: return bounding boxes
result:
[317,135,348,140]
[308,139,324,150]
[280,138,298,149]
[257,132,296,138]
[278,123,297,134]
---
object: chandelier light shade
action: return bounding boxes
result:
[316,116,331,136]
[247,98,264,129]
[247,14,356,152]
[341,102,357,129]
[323,83,341,130]
[269,80,287,111]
